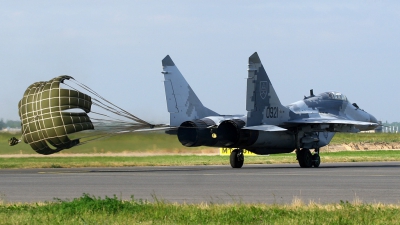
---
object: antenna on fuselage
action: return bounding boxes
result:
[304,89,315,99]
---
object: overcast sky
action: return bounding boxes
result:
[1,1,399,124]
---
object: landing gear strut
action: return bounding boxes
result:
[230,149,244,168]
[297,148,321,168]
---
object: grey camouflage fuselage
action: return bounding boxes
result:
[162,52,378,155]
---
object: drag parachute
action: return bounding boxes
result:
[11,75,157,155]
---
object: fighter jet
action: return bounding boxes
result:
[161,52,379,168]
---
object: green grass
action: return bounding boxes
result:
[3,132,400,224]
[331,132,400,144]
[1,151,400,169]
[2,132,400,155]
[0,131,215,155]
[1,194,400,224]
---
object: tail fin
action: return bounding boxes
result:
[162,55,218,126]
[246,52,285,126]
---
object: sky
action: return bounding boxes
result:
[1,1,399,124]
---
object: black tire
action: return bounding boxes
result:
[298,148,313,168]
[230,149,244,168]
[312,154,320,168]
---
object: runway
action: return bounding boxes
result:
[1,162,400,204]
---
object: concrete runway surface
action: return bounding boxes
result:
[1,162,400,204]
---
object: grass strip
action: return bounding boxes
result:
[2,132,400,155]
[1,150,400,169]
[0,132,214,155]
[1,194,399,224]
[331,133,400,144]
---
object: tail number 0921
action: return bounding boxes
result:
[266,106,279,118]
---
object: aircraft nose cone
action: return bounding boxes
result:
[369,114,378,124]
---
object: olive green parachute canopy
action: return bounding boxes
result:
[15,75,160,155]
[18,75,94,155]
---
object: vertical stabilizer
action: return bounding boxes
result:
[162,55,218,126]
[246,52,285,126]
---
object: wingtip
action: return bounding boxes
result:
[249,52,261,64]
[162,55,175,66]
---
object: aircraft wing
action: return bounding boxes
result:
[286,118,377,126]
[242,125,287,131]
[285,117,378,133]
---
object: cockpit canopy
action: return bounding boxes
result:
[320,91,349,102]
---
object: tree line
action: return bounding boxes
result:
[0,119,21,130]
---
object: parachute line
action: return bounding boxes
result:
[66,80,151,125]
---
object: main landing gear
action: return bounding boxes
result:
[230,149,244,168]
[296,148,320,168]
[229,148,321,168]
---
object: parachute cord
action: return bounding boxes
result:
[75,133,116,146]
[65,79,151,125]
[75,130,134,146]
[73,119,155,146]
[90,111,137,124]
[63,81,151,126]
[75,121,150,141]
[91,101,144,123]
[70,80,146,122]
[91,122,149,130]
[19,121,30,140]
[89,112,152,131]
[67,79,152,126]
[90,98,148,125]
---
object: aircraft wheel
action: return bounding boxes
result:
[312,154,320,168]
[230,149,244,168]
[297,148,312,168]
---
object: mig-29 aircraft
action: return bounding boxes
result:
[161,52,378,168]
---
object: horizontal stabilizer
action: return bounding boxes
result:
[242,125,287,132]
